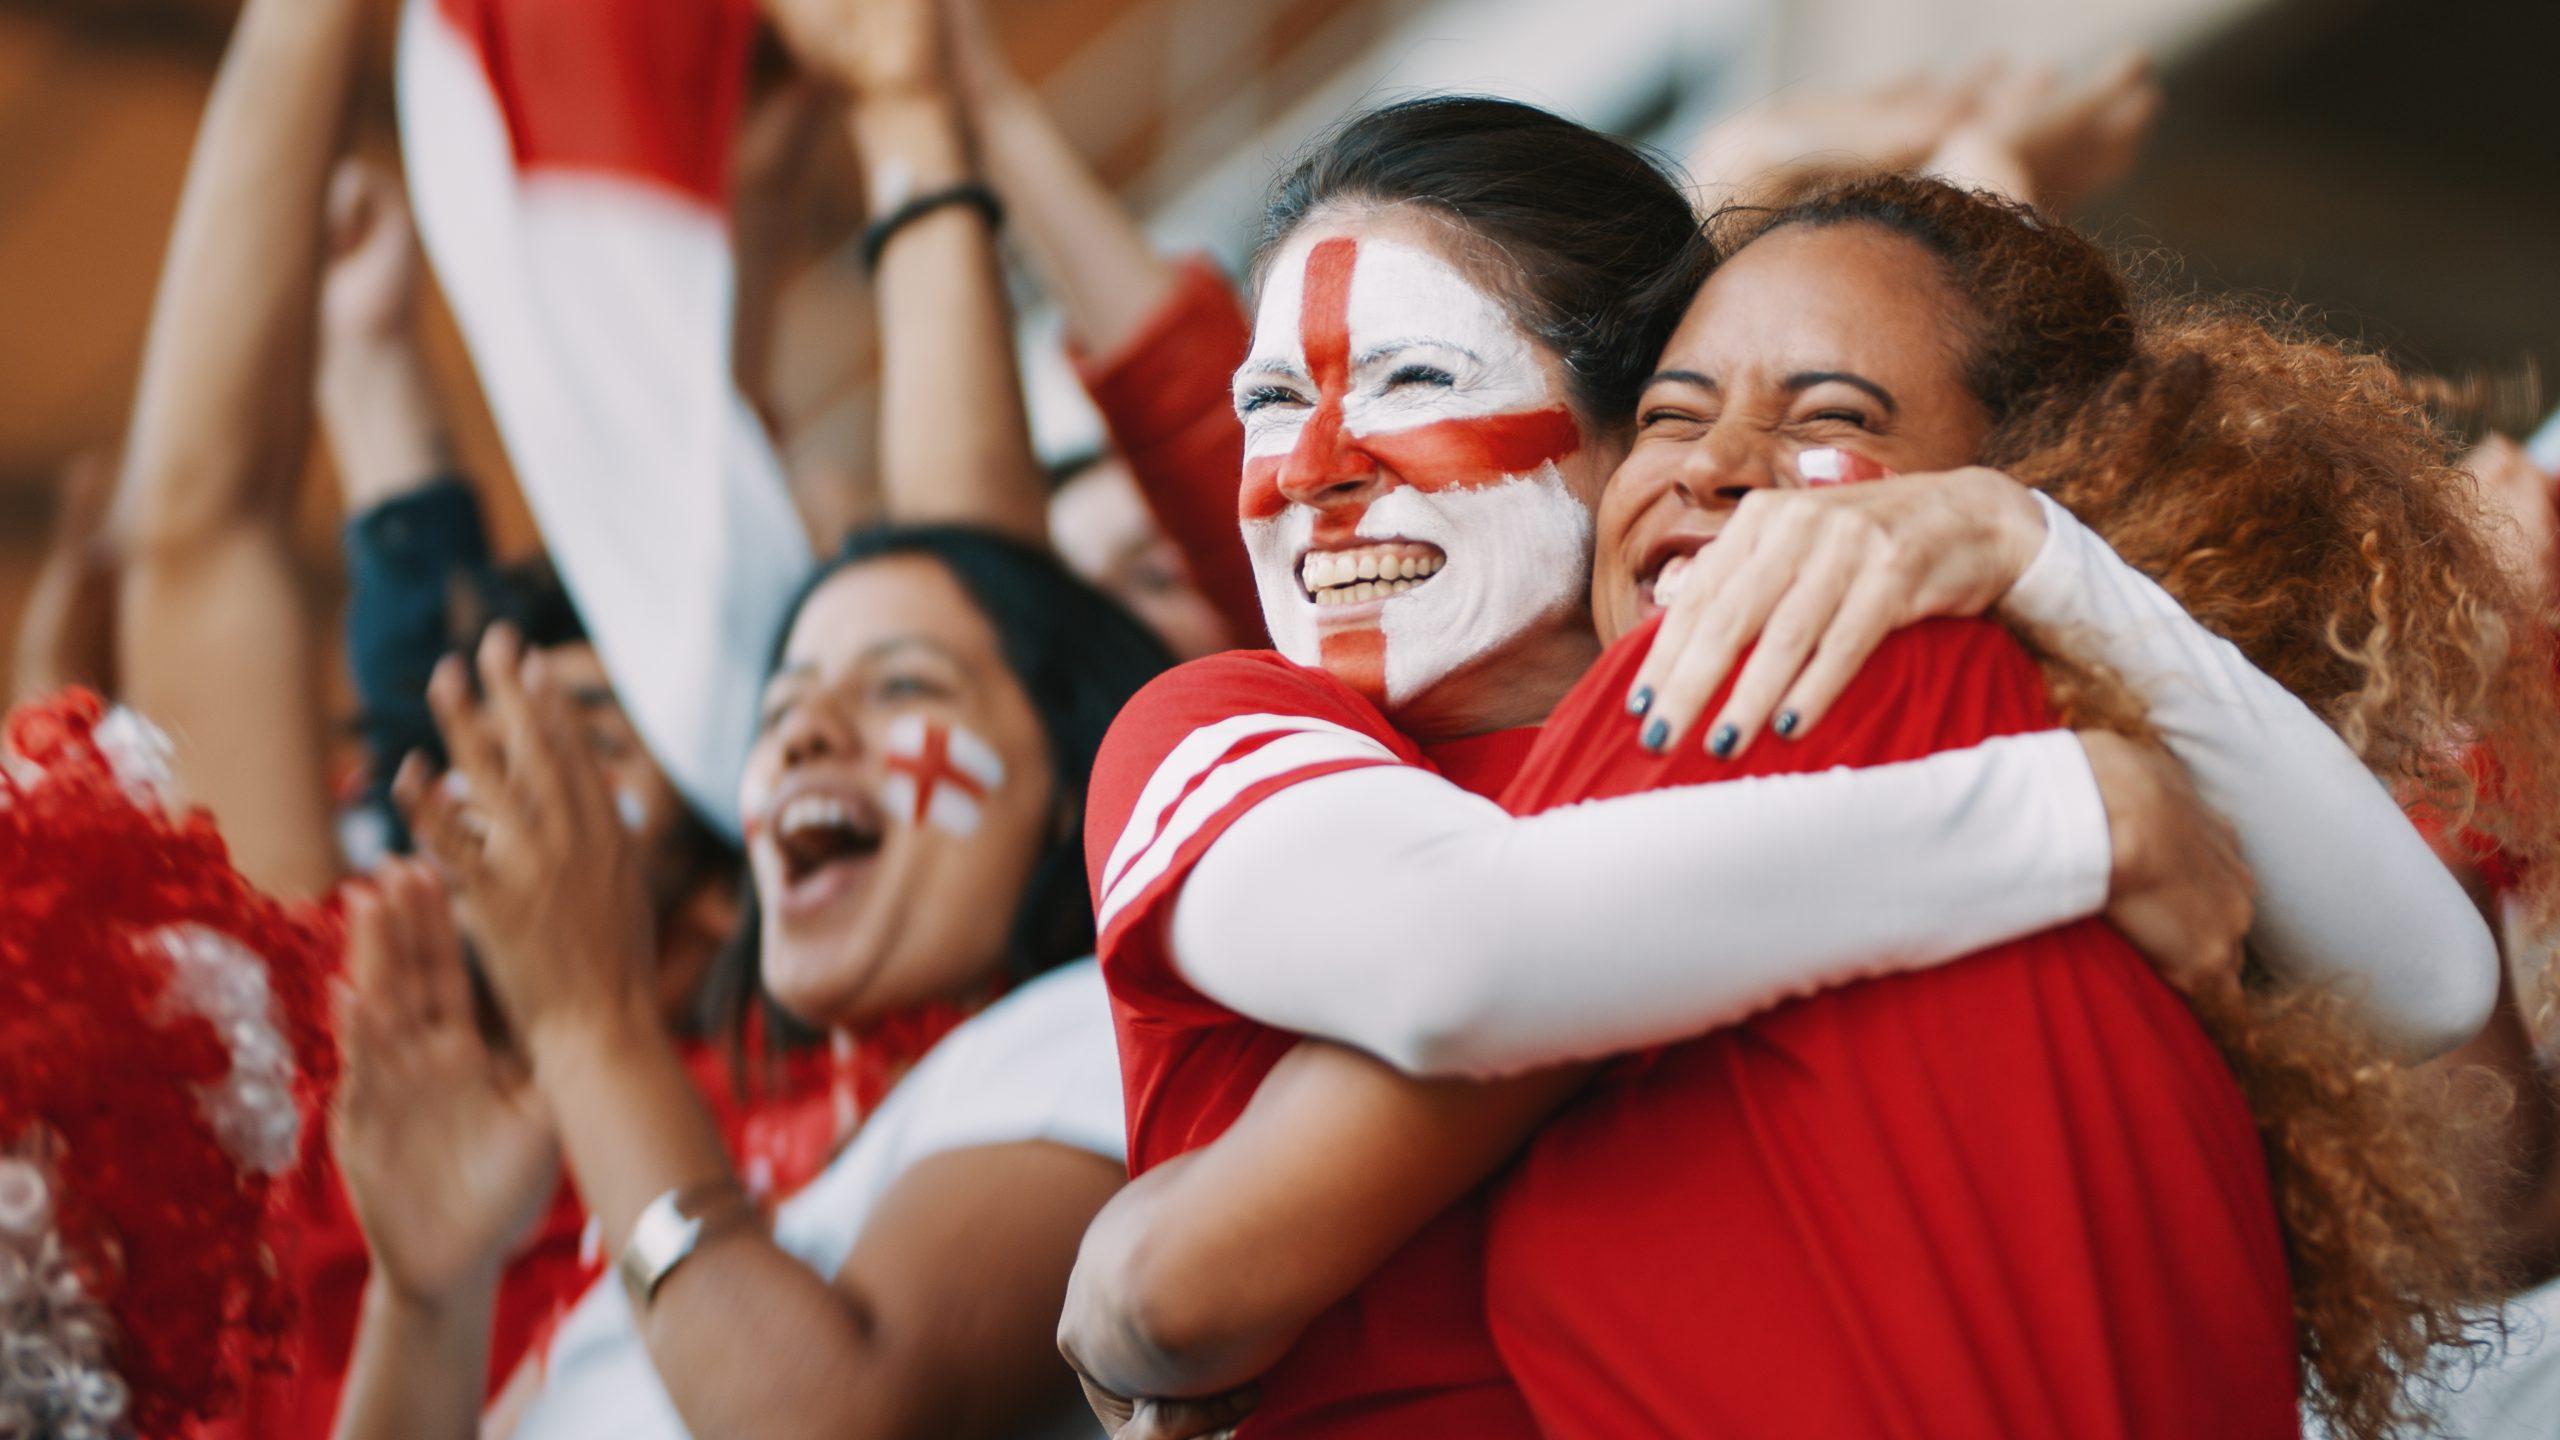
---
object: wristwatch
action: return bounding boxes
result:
[618,1179,757,1307]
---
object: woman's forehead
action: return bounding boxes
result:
[1248,219,1530,371]
[784,557,994,671]
[1671,225,1967,378]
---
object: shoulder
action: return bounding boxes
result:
[1088,650,1414,894]
[904,962,1127,1163]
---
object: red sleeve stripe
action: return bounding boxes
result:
[1098,720,1399,931]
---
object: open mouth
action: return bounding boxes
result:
[765,789,886,913]
[1637,532,1713,613]
[1299,541,1447,608]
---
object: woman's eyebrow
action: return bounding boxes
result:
[1355,339,1481,367]
[1235,356,1309,386]
[1784,370,1898,414]
[1642,368,1717,394]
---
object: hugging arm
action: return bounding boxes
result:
[2002,491,2500,1056]
[1169,729,2111,1077]
[1062,1043,1581,1402]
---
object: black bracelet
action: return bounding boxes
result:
[859,182,1006,272]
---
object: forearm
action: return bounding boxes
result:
[2003,490,2500,1056]
[1064,1049,1581,1397]
[118,0,364,553]
[851,93,1046,542]
[529,1012,898,1440]
[972,82,1180,358]
[329,1274,494,1440]
[1173,731,2110,1076]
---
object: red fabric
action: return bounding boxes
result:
[432,0,758,205]
[1072,257,1268,649]
[1085,652,1540,1437]
[1484,618,2298,1439]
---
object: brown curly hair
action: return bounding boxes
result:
[1708,173,2560,1438]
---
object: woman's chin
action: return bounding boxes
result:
[760,933,889,1032]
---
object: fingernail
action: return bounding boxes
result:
[1641,717,1670,753]
[1627,685,1654,717]
[1774,709,1801,738]
[1708,722,1740,758]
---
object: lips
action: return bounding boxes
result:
[1298,540,1447,608]
[1635,529,1714,614]
[753,778,887,921]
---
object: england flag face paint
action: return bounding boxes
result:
[1235,231,1591,710]
[880,714,1005,839]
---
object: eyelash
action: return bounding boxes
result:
[1384,363,1455,390]
[1806,409,1872,428]
[1239,385,1302,415]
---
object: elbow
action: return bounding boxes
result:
[1059,1211,1256,1389]
[2383,918,2501,1062]
[1360,931,1534,1080]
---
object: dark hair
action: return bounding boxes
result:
[1257,95,1710,424]
[468,557,591,652]
[709,524,1174,1051]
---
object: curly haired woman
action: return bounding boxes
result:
[1061,125,2559,1440]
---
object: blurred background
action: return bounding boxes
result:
[0,0,2553,683]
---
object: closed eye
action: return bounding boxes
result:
[1239,385,1305,415]
[1383,363,1455,390]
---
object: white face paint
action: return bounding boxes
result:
[1234,231,1590,710]
[878,713,1005,839]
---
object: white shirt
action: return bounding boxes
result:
[509,961,1125,1440]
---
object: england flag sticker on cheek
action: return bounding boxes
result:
[881,714,1006,839]
[1795,447,1893,487]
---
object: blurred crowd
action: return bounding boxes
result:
[4,1,2558,1438]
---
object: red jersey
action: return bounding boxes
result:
[1484,617,2298,1439]
[1086,650,1541,1438]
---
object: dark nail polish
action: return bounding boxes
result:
[1627,685,1654,717]
[1708,723,1740,758]
[1641,717,1670,752]
[1774,709,1801,738]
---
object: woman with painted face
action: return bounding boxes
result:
[327,528,1168,1440]
[1061,100,2523,1439]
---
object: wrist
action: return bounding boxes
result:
[525,984,663,1081]
[850,93,975,203]
[367,1254,501,1324]
[320,346,451,508]
[1971,469,2051,598]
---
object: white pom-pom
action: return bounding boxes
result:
[0,1163,49,1240]
[143,925,303,1177]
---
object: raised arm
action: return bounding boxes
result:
[949,0,1266,643]
[1999,488,2498,1056]
[767,0,1046,542]
[109,0,367,898]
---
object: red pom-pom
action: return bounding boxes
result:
[0,690,343,1436]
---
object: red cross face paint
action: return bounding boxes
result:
[1234,232,1591,709]
[880,714,1005,839]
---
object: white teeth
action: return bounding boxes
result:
[1300,546,1447,602]
[777,794,852,839]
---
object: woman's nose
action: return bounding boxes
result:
[776,697,861,771]
[1273,405,1381,508]
[1670,432,1781,509]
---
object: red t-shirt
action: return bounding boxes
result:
[1086,651,1541,1438]
[1485,618,2298,1439]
